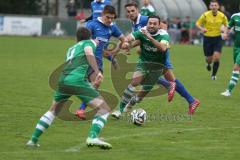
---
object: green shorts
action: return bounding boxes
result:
[233,46,240,65]
[135,61,164,91]
[54,80,99,103]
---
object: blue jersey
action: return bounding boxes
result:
[132,14,148,32]
[91,0,112,20]
[86,17,122,68]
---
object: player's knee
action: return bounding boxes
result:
[93,98,111,112]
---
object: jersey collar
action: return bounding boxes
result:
[97,17,113,26]
[134,14,141,25]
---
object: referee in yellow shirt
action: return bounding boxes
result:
[196,0,228,80]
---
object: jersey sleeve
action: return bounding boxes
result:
[228,16,234,28]
[160,34,170,47]
[196,13,205,26]
[131,30,142,40]
[83,40,96,53]
[222,15,228,26]
[112,24,123,38]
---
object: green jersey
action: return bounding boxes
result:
[131,27,170,65]
[59,40,97,83]
[140,5,155,16]
[228,13,240,46]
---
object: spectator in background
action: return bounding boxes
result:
[181,16,191,44]
[66,0,77,17]
[141,0,155,16]
[220,5,231,19]
[168,17,182,44]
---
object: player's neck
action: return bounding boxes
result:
[133,14,140,23]
[212,10,218,16]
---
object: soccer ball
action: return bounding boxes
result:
[130,108,147,126]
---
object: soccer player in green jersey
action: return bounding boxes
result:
[116,15,169,114]
[221,12,240,96]
[140,0,155,16]
[26,27,112,149]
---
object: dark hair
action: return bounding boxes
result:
[125,2,138,9]
[210,0,219,4]
[148,15,161,23]
[76,27,91,42]
[103,5,117,18]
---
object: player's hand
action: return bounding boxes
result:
[201,28,208,33]
[222,33,228,40]
[121,42,130,50]
[103,50,112,56]
[94,72,103,86]
[80,19,86,23]
[141,29,153,40]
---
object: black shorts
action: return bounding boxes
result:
[203,36,223,57]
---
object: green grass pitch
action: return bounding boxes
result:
[0,36,239,160]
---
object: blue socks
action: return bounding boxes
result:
[175,79,194,104]
[106,55,113,61]
[79,102,87,110]
[157,78,194,104]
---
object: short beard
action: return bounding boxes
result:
[148,30,158,35]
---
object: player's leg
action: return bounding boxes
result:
[124,68,164,112]
[158,69,200,114]
[86,96,112,149]
[203,36,214,71]
[76,67,102,120]
[211,51,221,80]
[161,69,176,102]
[27,91,70,147]
[211,36,223,80]
[112,70,144,118]
[105,55,119,69]
[221,46,240,96]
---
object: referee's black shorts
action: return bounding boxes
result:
[203,36,223,57]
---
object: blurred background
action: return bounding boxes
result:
[0,0,239,45]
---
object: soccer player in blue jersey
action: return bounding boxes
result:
[80,1,118,70]
[76,5,126,119]
[111,2,199,117]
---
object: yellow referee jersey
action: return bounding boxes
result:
[196,10,228,37]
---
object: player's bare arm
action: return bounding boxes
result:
[141,28,168,52]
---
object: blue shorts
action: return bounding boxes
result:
[165,50,173,69]
[203,36,223,57]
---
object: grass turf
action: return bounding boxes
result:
[0,36,239,160]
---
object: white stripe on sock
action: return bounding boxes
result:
[232,77,239,81]
[40,111,55,125]
[101,113,109,121]
[92,119,104,128]
[36,124,46,131]
[230,80,237,85]
[40,116,52,125]
[233,71,240,74]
